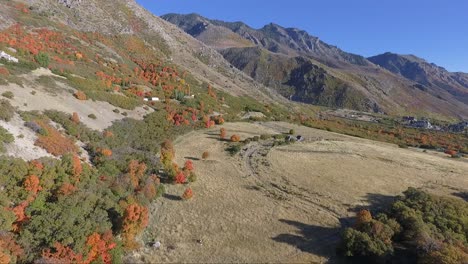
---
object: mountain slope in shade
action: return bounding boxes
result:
[368,52,468,105]
[163,13,468,119]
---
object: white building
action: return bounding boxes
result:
[0,51,19,63]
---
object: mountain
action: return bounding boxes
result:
[368,52,468,104]
[21,0,286,105]
[163,13,468,119]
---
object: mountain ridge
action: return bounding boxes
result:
[163,13,468,119]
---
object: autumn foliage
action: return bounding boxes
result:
[35,120,78,156]
[175,171,186,184]
[182,188,193,200]
[122,203,149,249]
[184,160,194,171]
[355,209,372,227]
[230,134,241,142]
[71,155,82,183]
[71,112,80,124]
[0,233,23,263]
[42,242,84,263]
[220,128,226,139]
[128,160,147,189]
[74,91,87,100]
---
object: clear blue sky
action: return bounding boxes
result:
[137,0,468,72]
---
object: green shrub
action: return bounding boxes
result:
[2,91,14,99]
[88,113,97,119]
[35,52,50,68]
[0,99,15,121]
[339,188,468,262]
[225,144,241,156]
[0,126,14,152]
[252,136,260,141]
[260,134,271,140]
[289,129,295,135]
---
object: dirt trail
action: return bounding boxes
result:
[130,122,468,263]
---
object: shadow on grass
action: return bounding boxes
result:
[453,192,468,201]
[163,193,182,201]
[272,193,402,263]
[184,156,200,161]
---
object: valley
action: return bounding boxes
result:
[129,122,468,263]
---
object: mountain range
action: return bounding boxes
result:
[163,13,468,119]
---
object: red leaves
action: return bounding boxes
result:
[182,188,193,200]
[34,120,78,156]
[84,231,115,264]
[0,67,9,76]
[175,171,186,184]
[24,175,41,195]
[230,134,241,142]
[42,242,84,264]
[184,160,194,171]
[445,149,457,156]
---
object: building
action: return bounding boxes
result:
[409,120,433,129]
[0,51,19,63]
[448,121,468,133]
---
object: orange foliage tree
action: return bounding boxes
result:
[83,231,116,264]
[220,128,226,139]
[128,160,147,189]
[71,154,82,183]
[0,233,23,263]
[35,120,78,156]
[230,134,241,142]
[175,171,186,184]
[182,187,193,200]
[71,112,80,124]
[74,91,87,100]
[122,203,149,249]
[42,242,84,263]
[355,209,372,227]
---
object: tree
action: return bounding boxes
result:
[122,203,148,249]
[74,91,87,100]
[220,128,226,140]
[230,135,241,142]
[202,151,209,160]
[35,52,50,68]
[182,188,193,200]
[128,160,147,189]
[71,112,80,124]
[184,160,194,171]
[71,155,82,183]
[355,209,372,227]
[175,171,186,184]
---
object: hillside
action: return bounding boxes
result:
[0,1,467,263]
[163,13,468,119]
[369,52,468,104]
